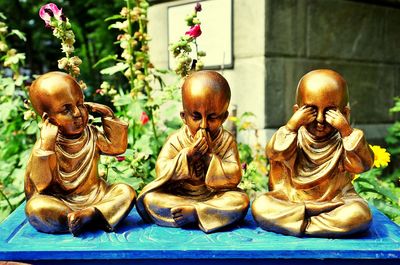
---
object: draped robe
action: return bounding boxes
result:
[136,126,249,233]
[252,126,374,237]
[24,117,136,233]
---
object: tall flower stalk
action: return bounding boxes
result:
[101,0,160,148]
[39,3,83,80]
[170,2,206,77]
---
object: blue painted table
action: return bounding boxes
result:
[0,203,399,265]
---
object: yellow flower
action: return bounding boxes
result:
[228,116,238,123]
[370,145,391,168]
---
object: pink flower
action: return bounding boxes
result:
[140,111,149,125]
[95,89,104,95]
[185,24,202,38]
[116,156,125,162]
[39,3,64,27]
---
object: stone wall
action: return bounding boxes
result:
[148,0,400,143]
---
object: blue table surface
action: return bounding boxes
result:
[0,203,399,261]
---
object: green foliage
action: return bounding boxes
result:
[354,96,400,225]
[232,112,269,199]
[354,168,400,225]
[169,4,205,77]
[386,97,400,157]
[0,14,37,221]
[92,0,183,192]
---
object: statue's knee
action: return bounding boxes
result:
[350,201,372,224]
[115,183,137,201]
[26,198,66,233]
[143,192,156,207]
[252,194,270,213]
[335,201,372,229]
[25,197,46,217]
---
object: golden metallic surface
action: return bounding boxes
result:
[25,72,136,236]
[136,71,249,233]
[252,69,374,237]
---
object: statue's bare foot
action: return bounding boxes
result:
[171,206,197,227]
[67,207,96,236]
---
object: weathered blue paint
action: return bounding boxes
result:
[0,203,399,264]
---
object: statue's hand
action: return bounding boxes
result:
[287,105,316,132]
[325,109,353,137]
[187,133,209,162]
[84,102,114,118]
[40,113,58,151]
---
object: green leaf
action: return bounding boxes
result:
[104,14,124,21]
[370,198,400,220]
[93,55,118,68]
[26,122,38,135]
[134,134,153,155]
[113,94,133,107]
[100,63,128,75]
[8,30,26,42]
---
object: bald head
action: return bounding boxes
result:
[29,71,82,116]
[296,69,349,108]
[182,70,231,112]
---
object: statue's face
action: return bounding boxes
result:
[43,81,88,137]
[181,86,229,140]
[298,84,347,139]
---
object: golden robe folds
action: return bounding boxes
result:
[25,118,136,233]
[252,126,373,237]
[137,126,249,233]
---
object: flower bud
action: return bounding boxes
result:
[124,69,131,78]
[71,56,82,66]
[71,65,80,75]
[100,81,111,90]
[0,42,8,52]
[120,7,129,17]
[197,50,206,57]
[79,80,87,90]
[61,43,74,54]
[57,57,68,69]
[134,62,142,70]
[23,110,35,120]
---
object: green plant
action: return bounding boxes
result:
[93,0,182,191]
[386,97,400,162]
[230,112,269,199]
[353,145,400,224]
[169,2,205,77]
[0,13,36,221]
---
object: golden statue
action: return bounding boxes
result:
[136,71,249,233]
[25,72,136,236]
[252,69,374,237]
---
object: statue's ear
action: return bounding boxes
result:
[343,105,351,121]
[293,104,299,113]
[180,111,187,124]
[222,111,229,123]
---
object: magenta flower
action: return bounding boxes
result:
[39,3,64,27]
[185,24,202,38]
[241,162,247,171]
[195,2,202,12]
[140,111,149,125]
[116,156,126,162]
